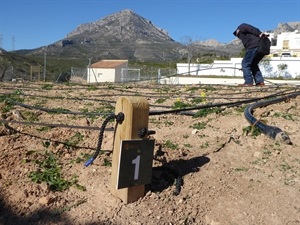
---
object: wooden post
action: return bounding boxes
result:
[111,96,149,203]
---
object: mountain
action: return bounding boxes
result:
[21,9,184,62]
[14,10,300,62]
[270,22,300,37]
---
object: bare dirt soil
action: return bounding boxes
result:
[0,82,299,225]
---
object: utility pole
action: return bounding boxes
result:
[43,52,47,81]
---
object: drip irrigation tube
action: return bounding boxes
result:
[244,91,300,145]
[149,90,294,116]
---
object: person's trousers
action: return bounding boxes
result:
[242,47,265,84]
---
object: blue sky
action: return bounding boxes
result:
[0,0,300,50]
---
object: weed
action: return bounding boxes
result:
[37,126,52,132]
[280,161,292,172]
[71,153,92,164]
[193,107,222,118]
[162,140,179,150]
[22,110,39,122]
[64,132,84,149]
[273,112,294,121]
[42,141,51,148]
[41,84,54,90]
[103,158,112,167]
[183,143,192,148]
[28,150,86,191]
[242,125,262,137]
[171,100,192,109]
[87,85,97,91]
[164,120,174,126]
[0,92,24,113]
[190,122,207,130]
[235,105,247,113]
[200,142,209,148]
[149,117,161,125]
[155,98,167,104]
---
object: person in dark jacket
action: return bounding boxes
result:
[233,23,268,86]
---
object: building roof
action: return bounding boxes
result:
[91,60,128,68]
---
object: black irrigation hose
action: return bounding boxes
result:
[244,91,300,145]
[0,119,114,131]
[5,98,112,116]
[149,90,294,116]
[84,112,124,167]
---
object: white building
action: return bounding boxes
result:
[87,60,128,83]
[270,30,300,57]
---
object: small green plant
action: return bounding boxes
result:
[242,125,262,137]
[171,100,192,109]
[183,143,192,148]
[164,120,174,126]
[37,126,52,132]
[87,85,97,91]
[64,132,84,149]
[235,105,247,113]
[190,122,207,130]
[280,161,292,172]
[103,158,112,167]
[234,167,249,172]
[22,110,39,122]
[41,84,54,90]
[191,97,205,104]
[273,112,294,121]
[0,92,24,113]
[155,98,167,104]
[193,107,222,118]
[200,141,209,148]
[162,140,179,150]
[28,151,86,191]
[71,153,92,164]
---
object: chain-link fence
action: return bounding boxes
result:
[0,64,177,84]
[70,66,177,84]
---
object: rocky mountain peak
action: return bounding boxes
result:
[66,9,171,42]
[197,39,225,47]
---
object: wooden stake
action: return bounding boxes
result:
[111,96,149,203]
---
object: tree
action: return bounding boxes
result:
[180,36,198,75]
[277,63,288,78]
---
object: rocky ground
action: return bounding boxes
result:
[0,81,299,225]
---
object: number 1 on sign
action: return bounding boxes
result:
[132,155,140,180]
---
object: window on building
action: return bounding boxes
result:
[282,40,289,49]
[295,38,300,47]
[98,73,103,77]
